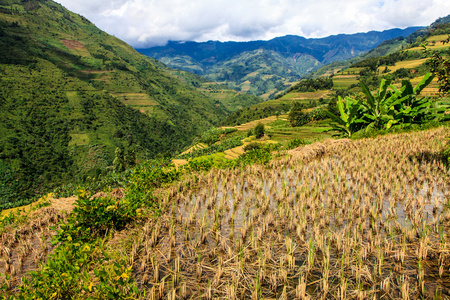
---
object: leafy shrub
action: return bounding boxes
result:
[392,68,411,79]
[288,78,333,93]
[309,107,327,121]
[199,127,237,146]
[238,149,271,165]
[129,161,180,190]
[287,139,309,149]
[13,231,139,299]
[185,157,215,172]
[199,128,222,146]
[327,98,339,116]
[424,40,450,95]
[237,144,280,165]
[113,147,125,172]
[54,191,133,241]
[289,101,311,127]
[254,123,265,138]
[243,142,262,152]
[222,128,238,135]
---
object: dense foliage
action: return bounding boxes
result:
[425,37,450,95]
[196,128,238,146]
[254,123,265,139]
[1,160,181,299]
[220,104,291,126]
[287,78,333,93]
[288,102,328,127]
[326,74,449,137]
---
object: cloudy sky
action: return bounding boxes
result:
[54,0,450,48]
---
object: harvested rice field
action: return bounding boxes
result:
[127,127,450,299]
[0,208,68,290]
[2,127,449,299]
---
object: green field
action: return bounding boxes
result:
[266,119,333,144]
[331,77,359,90]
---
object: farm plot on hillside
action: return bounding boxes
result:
[132,127,450,299]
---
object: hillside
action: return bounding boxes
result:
[0,0,261,206]
[138,27,422,99]
[152,61,264,113]
[309,14,450,78]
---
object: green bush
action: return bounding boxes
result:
[13,227,139,299]
[243,142,261,151]
[199,128,222,146]
[238,143,280,166]
[54,191,135,241]
[254,123,265,139]
[185,157,215,172]
[238,148,272,165]
[287,139,309,149]
[425,39,450,95]
[289,102,311,127]
[309,107,327,121]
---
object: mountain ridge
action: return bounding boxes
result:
[140,27,423,65]
[138,27,423,98]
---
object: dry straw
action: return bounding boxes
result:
[144,127,450,298]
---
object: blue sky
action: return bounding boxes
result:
[55,0,450,47]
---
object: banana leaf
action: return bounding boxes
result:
[413,73,434,95]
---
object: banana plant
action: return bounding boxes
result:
[326,72,444,137]
[359,76,404,130]
[388,73,435,126]
[359,73,438,129]
[325,96,366,137]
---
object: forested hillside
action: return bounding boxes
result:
[0,0,256,207]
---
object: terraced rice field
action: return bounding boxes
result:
[378,59,429,74]
[112,93,158,114]
[221,116,281,131]
[279,91,331,101]
[128,127,450,299]
[332,77,359,90]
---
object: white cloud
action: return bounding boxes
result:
[55,0,450,47]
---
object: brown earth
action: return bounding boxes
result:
[61,39,87,51]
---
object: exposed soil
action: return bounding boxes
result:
[61,39,87,51]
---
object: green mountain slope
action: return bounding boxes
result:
[0,0,236,205]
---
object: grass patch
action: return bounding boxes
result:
[69,133,89,146]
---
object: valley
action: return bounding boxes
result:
[139,27,422,99]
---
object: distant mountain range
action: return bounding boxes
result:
[138,27,423,99]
